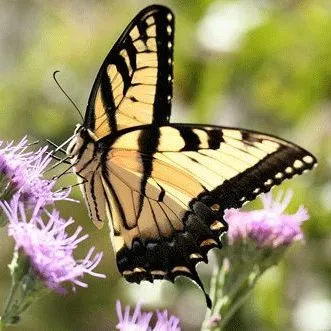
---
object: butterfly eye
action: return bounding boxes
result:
[66,125,86,157]
[66,134,84,157]
[74,124,83,134]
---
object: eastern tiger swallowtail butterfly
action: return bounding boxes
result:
[66,4,317,308]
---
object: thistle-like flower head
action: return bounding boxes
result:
[0,137,70,206]
[224,191,309,248]
[0,195,105,292]
[116,301,181,331]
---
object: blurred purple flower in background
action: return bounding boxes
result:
[116,300,181,331]
[0,137,70,207]
[224,191,309,248]
[0,195,105,292]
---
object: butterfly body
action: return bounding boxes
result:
[66,5,317,308]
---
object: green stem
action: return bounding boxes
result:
[218,285,254,329]
[217,270,259,330]
[224,271,249,301]
[1,251,48,326]
[203,277,250,330]
[3,282,19,316]
[201,256,263,331]
[202,266,222,330]
[1,280,21,326]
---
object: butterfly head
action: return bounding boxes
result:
[66,124,98,159]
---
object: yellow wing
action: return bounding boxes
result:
[70,4,317,308]
[84,5,174,140]
[99,124,317,307]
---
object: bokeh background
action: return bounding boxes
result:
[0,0,330,330]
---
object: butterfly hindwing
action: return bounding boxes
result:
[98,124,316,306]
[85,5,174,140]
[100,148,226,307]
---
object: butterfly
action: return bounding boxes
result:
[66,4,317,308]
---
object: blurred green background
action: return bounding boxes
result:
[0,0,330,330]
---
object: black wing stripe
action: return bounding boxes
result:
[90,172,100,221]
[208,129,223,149]
[107,169,183,239]
[131,189,137,220]
[109,164,187,221]
[158,202,176,228]
[101,167,129,229]
[199,149,258,174]
[179,127,201,151]
[85,5,174,138]
[108,160,186,230]
[196,142,277,185]
[100,70,117,132]
[223,137,269,160]
[137,18,149,43]
[124,37,137,74]
[136,128,160,218]
[82,180,92,217]
[81,171,106,226]
[199,147,256,166]
[115,55,131,93]
[146,198,161,235]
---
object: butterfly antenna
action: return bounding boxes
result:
[46,156,72,173]
[27,140,40,147]
[60,178,88,192]
[51,162,76,180]
[59,135,75,151]
[53,70,84,122]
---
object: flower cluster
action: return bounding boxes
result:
[0,137,70,207]
[1,195,105,292]
[0,137,105,326]
[224,191,309,248]
[116,301,181,331]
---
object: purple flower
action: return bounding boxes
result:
[154,310,181,331]
[0,195,105,292]
[224,191,309,248]
[0,137,70,206]
[116,301,181,331]
[116,301,152,331]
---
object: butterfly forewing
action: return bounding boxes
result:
[85,5,174,139]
